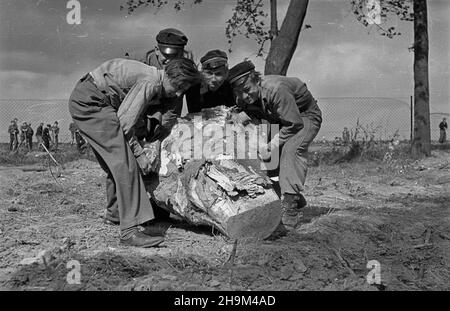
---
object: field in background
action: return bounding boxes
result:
[1,98,448,144]
[0,143,96,167]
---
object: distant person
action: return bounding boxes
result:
[51,121,60,150]
[439,117,447,144]
[26,123,34,151]
[36,123,44,150]
[42,124,51,150]
[69,122,77,145]
[8,119,19,151]
[342,127,350,145]
[75,129,87,152]
[18,122,28,150]
[72,122,87,152]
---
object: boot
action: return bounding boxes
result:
[151,199,171,221]
[120,226,165,248]
[103,211,120,225]
[120,231,164,248]
[297,193,307,209]
[265,221,289,240]
[281,193,306,230]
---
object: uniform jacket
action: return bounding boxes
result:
[90,58,173,157]
[36,125,43,136]
[51,125,60,136]
[137,48,195,142]
[8,124,18,136]
[69,123,77,133]
[251,75,322,147]
[43,127,50,139]
[141,47,195,116]
[26,126,34,137]
[20,124,28,138]
[439,121,448,130]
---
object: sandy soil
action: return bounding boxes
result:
[0,151,449,291]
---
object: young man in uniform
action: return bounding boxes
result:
[74,124,87,152]
[139,28,196,115]
[68,57,201,248]
[19,122,28,150]
[8,120,19,151]
[42,124,51,150]
[51,121,60,150]
[26,123,34,151]
[140,28,193,68]
[342,127,350,145]
[185,49,234,113]
[69,122,77,145]
[439,117,447,144]
[114,28,194,224]
[228,60,322,234]
[36,123,44,150]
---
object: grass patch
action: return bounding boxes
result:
[0,143,97,166]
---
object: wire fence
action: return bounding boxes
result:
[0,97,448,144]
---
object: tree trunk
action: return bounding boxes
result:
[269,0,278,41]
[144,107,282,240]
[264,0,309,75]
[412,0,431,157]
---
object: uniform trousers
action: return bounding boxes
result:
[68,75,155,230]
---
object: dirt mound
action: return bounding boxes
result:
[5,251,175,291]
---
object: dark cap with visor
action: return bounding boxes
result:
[228,60,255,85]
[200,50,228,70]
[156,28,188,55]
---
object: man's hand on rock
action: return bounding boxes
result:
[258,143,272,161]
[143,140,161,173]
[136,152,153,175]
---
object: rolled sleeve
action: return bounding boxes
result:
[117,80,160,157]
[148,99,180,141]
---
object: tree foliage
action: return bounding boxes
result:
[350,0,413,38]
[120,0,203,13]
[352,0,432,156]
[224,0,270,56]
[120,0,271,56]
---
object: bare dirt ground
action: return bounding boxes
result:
[0,148,449,291]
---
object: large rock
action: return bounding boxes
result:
[144,106,281,239]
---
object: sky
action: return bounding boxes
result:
[0,0,448,141]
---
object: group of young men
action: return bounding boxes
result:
[7,120,59,152]
[68,28,323,248]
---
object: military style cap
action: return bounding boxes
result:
[156,28,188,55]
[228,60,255,85]
[200,50,228,70]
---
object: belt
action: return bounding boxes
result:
[80,72,121,110]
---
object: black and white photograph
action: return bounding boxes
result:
[0,0,449,297]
